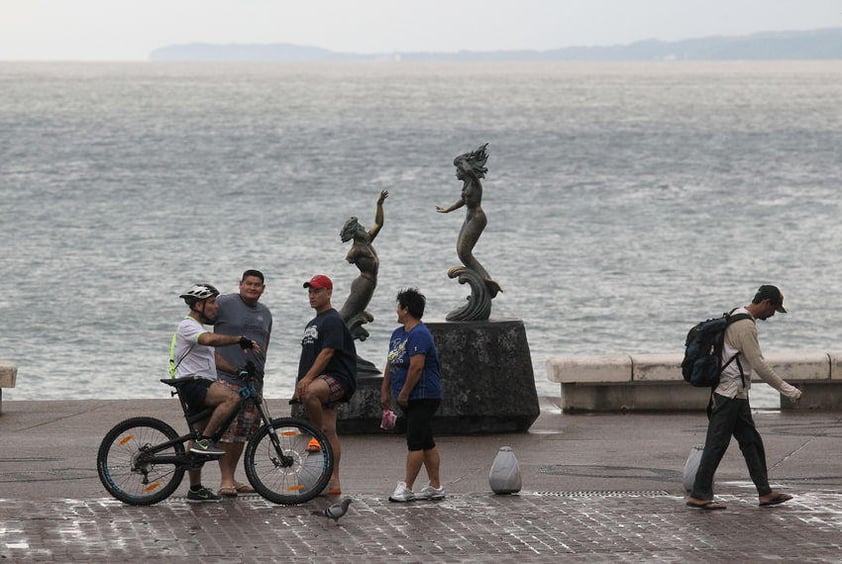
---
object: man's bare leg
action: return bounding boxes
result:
[218,442,245,491]
[301,379,342,492]
[322,406,341,491]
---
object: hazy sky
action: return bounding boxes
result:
[2,0,840,61]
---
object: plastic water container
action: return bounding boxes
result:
[489,446,522,494]
[683,445,708,494]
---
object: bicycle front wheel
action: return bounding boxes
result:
[244,417,334,504]
[97,416,186,505]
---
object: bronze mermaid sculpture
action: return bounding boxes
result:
[339,190,388,340]
[436,143,502,302]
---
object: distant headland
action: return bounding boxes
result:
[149,27,842,62]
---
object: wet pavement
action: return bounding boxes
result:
[2,397,842,562]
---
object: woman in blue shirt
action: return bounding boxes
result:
[381,288,444,502]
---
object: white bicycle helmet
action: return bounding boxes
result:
[179,283,219,305]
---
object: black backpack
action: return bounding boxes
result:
[682,311,752,388]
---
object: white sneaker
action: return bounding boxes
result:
[417,483,446,500]
[388,481,415,502]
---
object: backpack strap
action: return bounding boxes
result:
[721,351,740,372]
[720,311,752,387]
[735,355,746,388]
[719,352,746,387]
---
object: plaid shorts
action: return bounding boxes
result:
[218,380,261,443]
[318,374,347,409]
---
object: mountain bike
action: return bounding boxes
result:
[96,363,333,505]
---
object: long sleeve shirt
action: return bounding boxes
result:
[716,306,801,400]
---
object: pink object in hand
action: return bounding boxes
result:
[380,409,397,431]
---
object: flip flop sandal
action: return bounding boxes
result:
[218,486,238,497]
[759,493,792,506]
[234,483,255,494]
[686,500,726,510]
[319,487,342,496]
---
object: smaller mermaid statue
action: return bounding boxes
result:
[436,143,501,299]
[339,190,388,340]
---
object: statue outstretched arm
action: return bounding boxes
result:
[369,190,388,239]
[436,199,464,214]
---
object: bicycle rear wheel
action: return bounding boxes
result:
[97,416,186,505]
[244,417,334,504]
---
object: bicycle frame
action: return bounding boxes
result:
[99,363,333,505]
[164,365,296,470]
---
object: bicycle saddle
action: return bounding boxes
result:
[160,377,196,388]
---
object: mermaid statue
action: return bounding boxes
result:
[436,144,501,321]
[339,190,388,341]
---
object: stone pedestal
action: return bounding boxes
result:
[335,373,388,433]
[291,373,387,434]
[323,319,538,434]
[426,319,539,434]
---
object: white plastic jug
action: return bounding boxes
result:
[489,446,522,494]
[683,445,708,494]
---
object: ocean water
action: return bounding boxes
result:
[1,61,841,406]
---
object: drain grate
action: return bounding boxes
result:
[0,457,63,463]
[531,490,671,498]
[0,469,96,482]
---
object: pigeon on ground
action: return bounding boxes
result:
[313,497,352,523]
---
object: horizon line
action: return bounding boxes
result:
[2,26,839,63]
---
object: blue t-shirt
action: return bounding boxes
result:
[387,322,442,400]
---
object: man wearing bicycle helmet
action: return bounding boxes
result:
[171,283,261,503]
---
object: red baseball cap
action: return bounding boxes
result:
[303,274,333,290]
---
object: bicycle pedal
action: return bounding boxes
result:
[186,452,220,467]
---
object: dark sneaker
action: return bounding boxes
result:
[190,438,224,456]
[187,486,222,503]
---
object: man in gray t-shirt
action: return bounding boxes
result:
[213,270,273,497]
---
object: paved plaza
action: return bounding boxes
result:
[2,397,841,562]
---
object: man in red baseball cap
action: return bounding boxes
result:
[304,274,333,291]
[296,274,357,495]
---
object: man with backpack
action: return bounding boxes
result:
[686,285,802,510]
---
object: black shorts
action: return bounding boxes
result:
[180,378,213,413]
[404,399,441,451]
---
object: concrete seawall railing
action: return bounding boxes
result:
[0,360,17,415]
[546,352,842,413]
